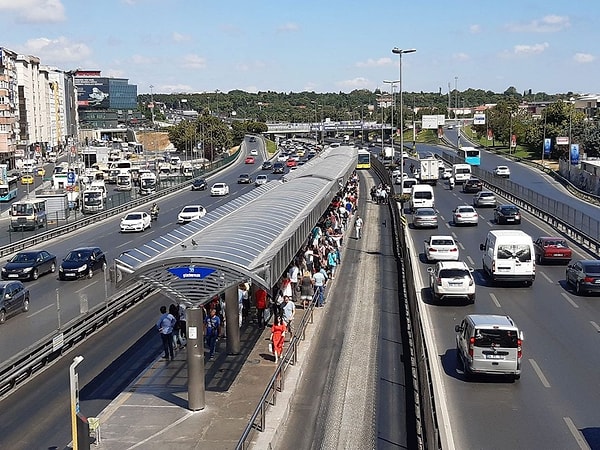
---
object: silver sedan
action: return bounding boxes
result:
[452,205,479,226]
[412,207,438,229]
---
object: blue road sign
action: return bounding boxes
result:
[67,171,76,184]
[168,266,215,279]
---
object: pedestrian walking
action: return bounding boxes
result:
[282,296,296,337]
[178,301,187,341]
[169,303,183,349]
[299,270,314,308]
[355,214,363,239]
[270,316,286,363]
[204,308,221,360]
[156,305,175,360]
[312,268,327,307]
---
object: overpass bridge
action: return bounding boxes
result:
[265,120,394,139]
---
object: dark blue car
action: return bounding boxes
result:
[2,250,57,281]
[59,247,106,281]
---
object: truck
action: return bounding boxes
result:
[138,170,157,195]
[418,157,441,185]
[81,188,105,213]
[10,200,47,231]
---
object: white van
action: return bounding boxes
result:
[455,314,524,381]
[479,230,535,286]
[401,177,418,196]
[410,184,435,211]
[453,163,472,184]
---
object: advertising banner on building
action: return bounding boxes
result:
[570,144,580,165]
[422,114,446,129]
[544,138,552,155]
[76,77,110,108]
[473,113,486,125]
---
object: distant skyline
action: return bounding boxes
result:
[1,0,598,96]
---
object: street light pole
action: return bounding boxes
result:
[392,47,416,177]
[383,80,400,151]
[149,84,155,128]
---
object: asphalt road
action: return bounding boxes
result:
[405,163,600,449]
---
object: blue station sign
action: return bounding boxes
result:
[168,266,215,279]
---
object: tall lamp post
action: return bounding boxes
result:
[149,84,155,128]
[383,80,400,151]
[392,47,416,176]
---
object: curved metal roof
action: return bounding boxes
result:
[115,144,358,305]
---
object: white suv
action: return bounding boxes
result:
[493,165,511,178]
[428,261,475,303]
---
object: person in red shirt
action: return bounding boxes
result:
[255,287,268,328]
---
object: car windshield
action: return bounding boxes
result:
[480,192,494,197]
[11,253,36,263]
[125,213,142,220]
[457,207,474,213]
[416,209,435,216]
[497,244,531,262]
[582,263,600,273]
[501,206,518,213]
[543,239,568,247]
[432,239,454,245]
[439,269,469,278]
[474,329,518,348]
[182,207,199,213]
[65,251,91,261]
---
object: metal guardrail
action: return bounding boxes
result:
[0,281,155,399]
[236,290,319,450]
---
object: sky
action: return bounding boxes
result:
[1,0,598,96]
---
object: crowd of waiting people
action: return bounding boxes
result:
[157,170,362,363]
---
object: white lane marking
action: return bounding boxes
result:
[529,359,551,388]
[28,304,53,318]
[590,321,600,333]
[75,279,100,294]
[466,255,474,265]
[539,271,553,284]
[489,292,501,308]
[458,242,465,250]
[451,231,458,239]
[561,292,579,309]
[563,416,591,450]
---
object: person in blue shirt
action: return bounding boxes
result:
[156,305,176,360]
[204,308,221,360]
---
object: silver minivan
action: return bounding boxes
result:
[455,314,523,381]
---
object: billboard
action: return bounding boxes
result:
[544,138,552,156]
[422,114,446,129]
[473,113,486,125]
[76,77,110,108]
[570,144,580,165]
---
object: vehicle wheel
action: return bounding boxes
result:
[536,254,542,265]
[431,291,440,303]
[468,293,476,304]
[50,263,56,273]
[31,269,39,280]
[88,268,94,279]
[575,281,583,296]
[456,348,463,367]
[514,374,520,381]
[524,280,533,287]
[0,309,5,324]
[102,261,107,272]
[148,222,152,229]
[22,298,29,312]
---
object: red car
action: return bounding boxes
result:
[245,156,255,164]
[286,158,297,167]
[533,236,572,264]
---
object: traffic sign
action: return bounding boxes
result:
[67,172,76,184]
[167,266,215,279]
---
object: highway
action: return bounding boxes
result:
[404,145,600,449]
[0,137,268,447]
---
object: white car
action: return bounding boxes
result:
[255,174,268,186]
[424,235,459,262]
[250,149,258,156]
[177,205,207,224]
[210,182,229,196]
[452,205,479,226]
[428,261,475,303]
[120,211,151,232]
[493,165,511,178]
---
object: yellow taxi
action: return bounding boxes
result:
[21,174,34,185]
[37,167,46,177]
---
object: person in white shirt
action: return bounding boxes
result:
[355,215,364,239]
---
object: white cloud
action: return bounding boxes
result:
[507,15,570,33]
[336,77,370,89]
[131,54,158,65]
[172,32,191,42]
[573,53,595,63]
[276,22,299,32]
[181,54,207,69]
[356,57,392,68]
[20,37,91,63]
[0,0,66,23]
[103,69,125,78]
[469,24,481,34]
[513,42,549,55]
[452,52,470,62]
[158,84,193,93]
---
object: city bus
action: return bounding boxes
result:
[0,164,19,202]
[457,146,481,166]
[357,149,371,169]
